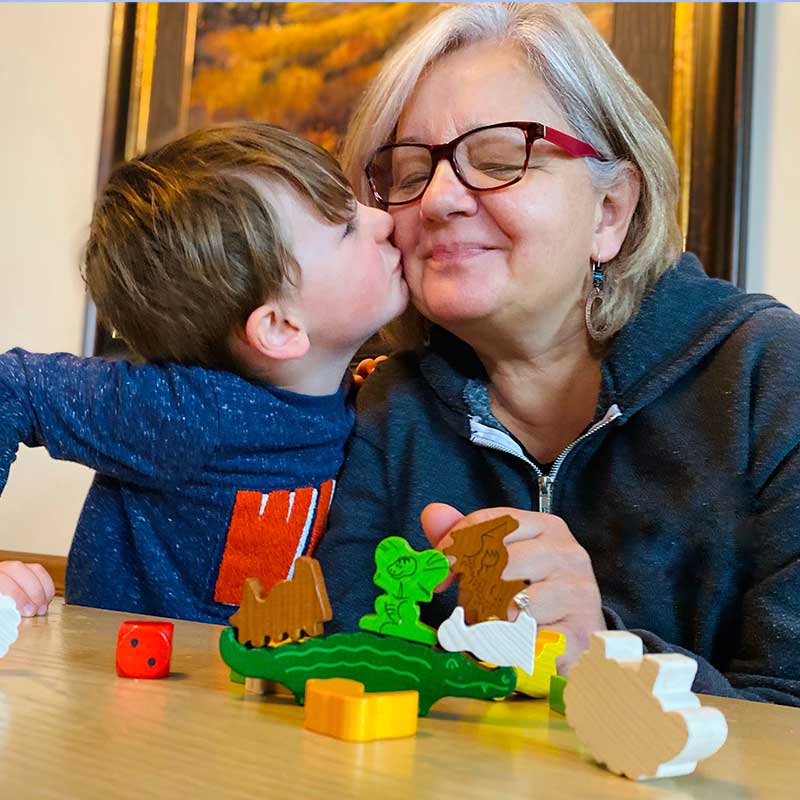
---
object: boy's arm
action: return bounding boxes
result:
[0,349,218,491]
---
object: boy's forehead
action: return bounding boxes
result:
[244,173,319,244]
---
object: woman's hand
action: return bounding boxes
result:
[421,502,606,673]
[0,560,56,617]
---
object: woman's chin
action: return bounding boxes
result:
[417,296,498,328]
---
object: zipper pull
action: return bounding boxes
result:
[538,474,553,514]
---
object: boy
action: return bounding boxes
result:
[0,122,407,623]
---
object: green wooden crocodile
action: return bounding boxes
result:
[219,628,516,715]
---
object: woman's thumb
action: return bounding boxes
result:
[420,503,463,593]
[420,502,464,549]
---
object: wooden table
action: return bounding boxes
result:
[0,600,797,799]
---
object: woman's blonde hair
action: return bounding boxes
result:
[341,2,684,349]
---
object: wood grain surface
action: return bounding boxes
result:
[0,600,796,799]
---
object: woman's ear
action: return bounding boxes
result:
[244,302,310,361]
[592,162,641,264]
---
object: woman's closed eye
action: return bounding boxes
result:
[475,161,523,176]
[397,173,430,190]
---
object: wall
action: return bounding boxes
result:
[746,3,800,309]
[0,3,111,555]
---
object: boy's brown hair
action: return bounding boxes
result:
[84,121,355,369]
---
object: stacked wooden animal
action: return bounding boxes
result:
[219,550,517,720]
[229,556,332,647]
[434,515,552,680]
[437,605,537,674]
[565,631,728,780]
[443,515,526,624]
[359,536,449,645]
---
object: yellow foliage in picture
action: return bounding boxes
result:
[189,2,440,154]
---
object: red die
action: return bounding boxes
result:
[116,621,174,679]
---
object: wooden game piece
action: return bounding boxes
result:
[115,621,174,679]
[442,515,527,625]
[358,536,449,646]
[218,628,516,715]
[245,678,272,694]
[304,678,418,742]
[229,556,332,647]
[515,630,567,697]
[564,631,728,780]
[549,674,568,715]
[437,605,537,673]
[0,593,21,658]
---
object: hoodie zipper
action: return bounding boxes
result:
[469,404,622,513]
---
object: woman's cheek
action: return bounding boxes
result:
[389,209,415,248]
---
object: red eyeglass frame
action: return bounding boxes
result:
[366,121,606,206]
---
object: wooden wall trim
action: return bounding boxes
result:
[0,551,67,597]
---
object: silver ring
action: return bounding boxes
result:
[513,589,531,614]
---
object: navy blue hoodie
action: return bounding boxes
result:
[317,254,800,705]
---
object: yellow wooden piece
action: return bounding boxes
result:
[514,630,567,697]
[304,678,419,742]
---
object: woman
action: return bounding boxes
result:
[316,3,800,704]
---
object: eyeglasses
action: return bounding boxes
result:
[366,121,605,206]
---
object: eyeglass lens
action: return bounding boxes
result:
[371,125,531,204]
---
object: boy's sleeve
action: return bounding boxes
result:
[315,430,389,632]
[0,349,219,491]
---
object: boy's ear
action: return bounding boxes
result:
[244,303,310,361]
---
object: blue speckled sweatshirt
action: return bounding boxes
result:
[0,353,353,623]
[317,254,800,706]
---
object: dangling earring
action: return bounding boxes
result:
[584,260,606,340]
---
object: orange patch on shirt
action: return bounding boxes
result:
[214,480,334,606]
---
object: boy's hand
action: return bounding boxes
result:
[0,561,56,617]
[352,355,388,389]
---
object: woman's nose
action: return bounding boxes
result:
[419,158,478,221]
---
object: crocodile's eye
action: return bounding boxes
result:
[445,656,460,671]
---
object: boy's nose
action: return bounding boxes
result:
[369,205,395,239]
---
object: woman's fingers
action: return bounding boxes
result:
[502,537,556,583]
[502,512,564,545]
[512,582,566,626]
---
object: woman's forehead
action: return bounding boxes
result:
[395,43,566,141]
